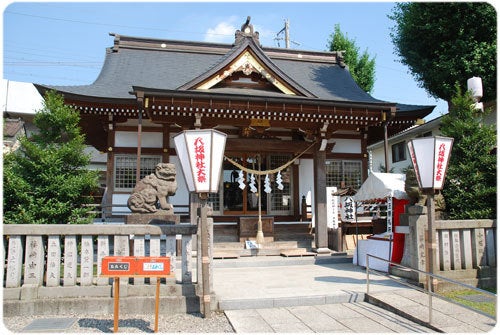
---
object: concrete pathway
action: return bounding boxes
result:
[213,255,496,333]
[225,302,433,333]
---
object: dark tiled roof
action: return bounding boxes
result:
[273,59,382,103]
[35,34,390,106]
[395,103,435,113]
[46,48,223,99]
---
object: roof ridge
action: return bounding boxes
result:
[108,32,342,64]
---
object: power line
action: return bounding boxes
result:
[5,10,233,38]
[5,61,101,68]
[274,19,300,49]
[3,42,103,62]
[3,70,95,84]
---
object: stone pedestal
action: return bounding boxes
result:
[391,205,428,284]
[125,213,180,224]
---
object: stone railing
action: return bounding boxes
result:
[3,224,197,295]
[396,206,496,288]
[434,219,496,272]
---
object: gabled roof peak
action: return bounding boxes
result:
[234,16,260,46]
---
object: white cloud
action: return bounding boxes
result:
[253,24,278,47]
[204,21,236,44]
[203,17,279,47]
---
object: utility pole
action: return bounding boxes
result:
[284,19,290,49]
[275,18,298,49]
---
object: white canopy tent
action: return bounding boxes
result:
[352,172,409,271]
[353,172,409,202]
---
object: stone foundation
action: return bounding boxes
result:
[125,213,180,225]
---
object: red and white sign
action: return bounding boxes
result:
[100,256,171,277]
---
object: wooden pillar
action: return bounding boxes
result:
[105,119,115,211]
[313,143,330,253]
[163,124,170,162]
[292,163,300,218]
[361,131,368,181]
[383,121,389,173]
[136,110,143,183]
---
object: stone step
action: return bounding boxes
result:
[280,248,317,257]
[214,240,315,258]
[214,242,245,249]
[213,251,240,259]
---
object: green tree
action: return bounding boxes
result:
[389,2,496,103]
[440,87,496,219]
[3,91,99,224]
[327,24,376,93]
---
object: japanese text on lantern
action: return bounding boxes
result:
[194,137,207,183]
[435,143,446,182]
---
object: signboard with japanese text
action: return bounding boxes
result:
[100,256,171,277]
[326,187,338,228]
[340,196,356,222]
[386,196,393,233]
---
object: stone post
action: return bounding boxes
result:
[166,234,177,284]
[64,235,78,286]
[46,236,61,287]
[24,235,44,286]
[97,235,110,286]
[394,205,428,283]
[133,235,146,285]
[182,234,194,283]
[6,235,23,288]
[80,235,94,286]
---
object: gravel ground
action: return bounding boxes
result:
[2,312,235,333]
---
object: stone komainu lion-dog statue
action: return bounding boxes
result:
[127,163,178,214]
[405,167,447,218]
[405,168,426,206]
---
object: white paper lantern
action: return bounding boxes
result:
[407,136,454,190]
[173,129,227,193]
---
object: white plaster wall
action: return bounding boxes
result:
[168,155,190,206]
[115,131,163,148]
[331,138,361,154]
[1,80,43,114]
[298,158,314,218]
[369,146,386,173]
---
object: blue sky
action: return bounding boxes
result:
[2,1,449,120]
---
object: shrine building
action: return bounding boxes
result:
[35,18,434,252]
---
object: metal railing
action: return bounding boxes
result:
[366,253,497,325]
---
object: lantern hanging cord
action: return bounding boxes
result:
[224,141,317,175]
